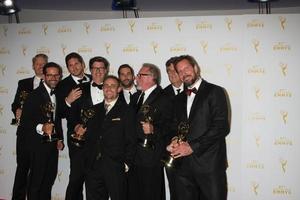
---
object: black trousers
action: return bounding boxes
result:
[85,157,126,200]
[12,135,31,200]
[65,144,86,200]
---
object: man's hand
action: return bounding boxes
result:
[74,124,87,136]
[140,121,153,135]
[57,140,64,151]
[65,88,82,105]
[170,141,193,158]
[42,122,54,135]
[15,108,22,120]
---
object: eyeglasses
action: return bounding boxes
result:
[91,67,106,72]
[136,73,152,78]
[45,74,60,78]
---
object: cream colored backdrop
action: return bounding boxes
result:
[0,14,299,199]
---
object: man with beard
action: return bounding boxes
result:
[117,64,137,105]
[166,55,230,200]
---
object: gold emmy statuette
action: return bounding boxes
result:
[11,91,29,126]
[161,121,189,168]
[138,104,155,149]
[41,102,59,143]
[70,108,96,147]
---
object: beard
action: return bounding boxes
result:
[121,79,134,89]
[183,75,197,87]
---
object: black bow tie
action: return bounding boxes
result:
[78,76,87,84]
[185,88,197,96]
[92,82,103,90]
[50,89,56,96]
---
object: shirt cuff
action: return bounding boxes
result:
[65,98,71,107]
[36,124,44,135]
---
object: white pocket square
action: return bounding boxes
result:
[112,118,121,121]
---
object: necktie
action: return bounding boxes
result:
[136,92,144,112]
[185,87,197,96]
[104,103,110,114]
[78,76,87,84]
[176,89,181,95]
[92,82,103,90]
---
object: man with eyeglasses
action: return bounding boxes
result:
[55,52,91,200]
[131,63,172,200]
[19,62,64,200]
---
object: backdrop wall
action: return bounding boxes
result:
[0,14,299,200]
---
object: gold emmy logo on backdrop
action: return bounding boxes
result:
[21,45,28,56]
[200,41,208,54]
[83,22,90,34]
[78,46,92,54]
[170,44,186,53]
[123,44,138,53]
[247,19,264,28]
[151,42,159,54]
[57,171,63,182]
[248,65,265,75]
[104,43,111,54]
[16,67,30,75]
[42,24,48,35]
[225,17,232,31]
[279,16,286,31]
[274,136,293,146]
[195,21,212,30]
[0,126,7,134]
[225,64,232,76]
[254,86,262,100]
[147,23,163,31]
[249,112,266,121]
[0,86,8,94]
[100,24,115,32]
[279,62,288,76]
[36,47,50,55]
[0,47,10,55]
[280,110,288,124]
[128,20,136,33]
[279,159,287,173]
[0,64,6,76]
[252,39,260,53]
[57,25,72,33]
[2,25,8,37]
[18,27,31,35]
[220,43,237,52]
[246,160,264,169]
[62,68,69,77]
[61,44,67,56]
[0,104,3,116]
[251,182,259,195]
[273,185,291,195]
[273,42,291,51]
[254,134,261,147]
[274,89,292,98]
[175,19,183,32]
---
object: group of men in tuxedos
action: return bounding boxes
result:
[11,53,230,200]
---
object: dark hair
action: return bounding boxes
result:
[165,56,178,69]
[89,56,110,71]
[117,64,134,76]
[103,75,120,87]
[65,52,85,68]
[173,55,201,76]
[142,63,161,85]
[43,62,62,78]
[32,54,48,64]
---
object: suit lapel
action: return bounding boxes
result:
[143,86,162,106]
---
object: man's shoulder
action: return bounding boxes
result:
[18,77,34,84]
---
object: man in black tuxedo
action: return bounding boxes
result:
[163,56,183,200]
[167,55,230,200]
[11,53,48,200]
[55,52,92,200]
[117,64,137,105]
[77,75,136,200]
[131,63,172,200]
[19,62,64,200]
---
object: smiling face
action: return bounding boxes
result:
[175,59,199,87]
[119,67,135,89]
[91,61,108,84]
[67,57,85,78]
[103,77,121,102]
[166,63,182,87]
[44,67,61,89]
[32,56,47,78]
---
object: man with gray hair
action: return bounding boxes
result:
[131,63,172,200]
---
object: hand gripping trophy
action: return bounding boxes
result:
[70,108,96,147]
[41,102,59,142]
[161,121,189,168]
[11,90,29,126]
[138,104,155,149]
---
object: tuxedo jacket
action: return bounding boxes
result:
[11,77,35,117]
[84,98,137,169]
[19,84,63,147]
[172,80,230,172]
[131,86,172,167]
[163,84,176,99]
